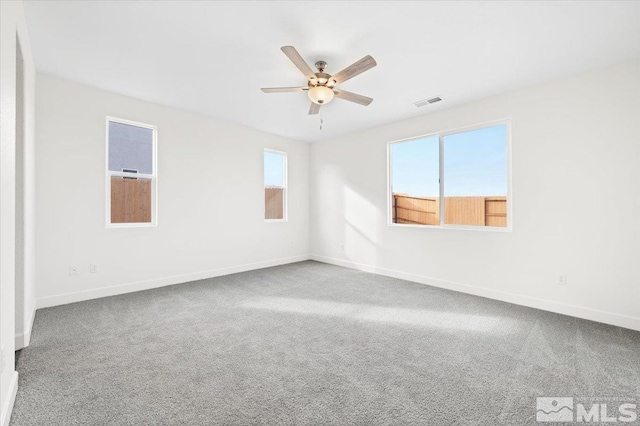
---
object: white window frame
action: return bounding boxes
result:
[387,119,512,232]
[105,116,158,228]
[264,148,288,223]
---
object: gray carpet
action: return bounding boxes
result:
[10,261,640,425]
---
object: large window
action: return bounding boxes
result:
[264,149,287,221]
[106,117,157,227]
[389,122,510,229]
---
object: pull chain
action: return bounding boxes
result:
[320,110,324,131]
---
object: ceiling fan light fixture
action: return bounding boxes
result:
[308,85,334,105]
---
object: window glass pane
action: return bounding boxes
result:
[443,124,507,227]
[264,151,284,187]
[108,121,153,174]
[390,136,439,225]
[110,176,152,223]
[264,151,285,220]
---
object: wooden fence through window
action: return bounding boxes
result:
[265,187,284,220]
[111,176,152,223]
[392,193,507,227]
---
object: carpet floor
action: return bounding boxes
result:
[10,261,640,425]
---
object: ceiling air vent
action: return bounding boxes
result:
[414,96,442,108]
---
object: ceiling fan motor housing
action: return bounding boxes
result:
[310,72,333,87]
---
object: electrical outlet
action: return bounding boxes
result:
[340,243,344,251]
[69,265,78,276]
[90,264,98,273]
[557,275,567,285]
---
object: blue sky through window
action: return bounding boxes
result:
[264,151,284,187]
[444,125,507,196]
[391,136,439,197]
[391,124,507,197]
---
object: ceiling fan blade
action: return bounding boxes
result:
[333,89,373,106]
[330,55,377,85]
[261,86,308,93]
[281,46,316,80]
[309,102,321,115]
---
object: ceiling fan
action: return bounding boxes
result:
[261,46,377,115]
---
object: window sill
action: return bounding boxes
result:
[107,222,157,229]
[387,223,512,232]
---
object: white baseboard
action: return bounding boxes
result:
[1,371,18,426]
[37,255,311,309]
[15,304,36,350]
[310,254,640,332]
[14,332,25,351]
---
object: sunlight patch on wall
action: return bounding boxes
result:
[343,185,380,262]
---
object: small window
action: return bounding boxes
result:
[389,122,509,229]
[264,149,287,221]
[106,117,157,227]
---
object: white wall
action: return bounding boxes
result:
[35,75,310,307]
[0,0,36,424]
[310,59,640,331]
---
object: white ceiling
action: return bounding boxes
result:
[24,1,640,143]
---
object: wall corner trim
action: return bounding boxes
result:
[15,305,36,350]
[1,371,18,426]
[310,254,640,332]
[36,254,311,310]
